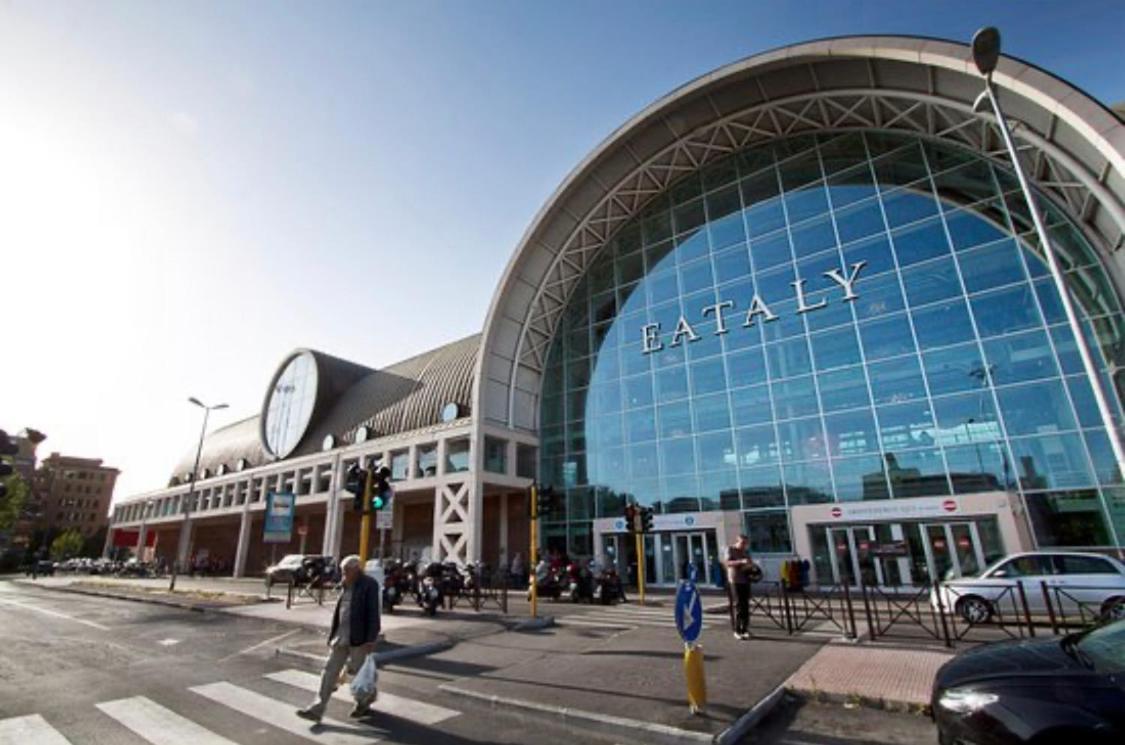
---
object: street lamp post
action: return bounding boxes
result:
[970,27,1125,482]
[172,397,228,587]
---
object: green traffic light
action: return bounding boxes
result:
[372,496,385,510]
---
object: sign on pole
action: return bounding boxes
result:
[263,491,296,544]
[674,566,704,645]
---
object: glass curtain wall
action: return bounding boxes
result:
[539,131,1124,559]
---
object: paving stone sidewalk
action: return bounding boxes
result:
[785,642,954,709]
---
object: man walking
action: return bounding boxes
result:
[726,534,753,640]
[297,555,381,722]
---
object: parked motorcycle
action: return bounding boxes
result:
[527,562,562,601]
[382,559,409,613]
[592,565,625,605]
[416,561,443,616]
[564,562,594,603]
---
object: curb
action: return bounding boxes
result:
[439,683,715,745]
[15,581,220,614]
[785,686,930,715]
[509,616,555,632]
[714,684,786,745]
[277,639,454,667]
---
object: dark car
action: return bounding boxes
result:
[264,553,306,588]
[932,620,1125,744]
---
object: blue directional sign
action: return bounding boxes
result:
[674,570,703,645]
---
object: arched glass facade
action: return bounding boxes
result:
[539,131,1124,558]
[264,351,319,458]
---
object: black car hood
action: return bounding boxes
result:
[935,636,1088,690]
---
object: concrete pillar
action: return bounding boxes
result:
[431,486,444,562]
[135,521,148,561]
[322,455,343,559]
[499,492,509,567]
[232,510,252,578]
[102,527,115,559]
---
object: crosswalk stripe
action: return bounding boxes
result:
[97,697,239,745]
[555,617,634,629]
[190,682,375,745]
[0,714,72,745]
[265,669,459,726]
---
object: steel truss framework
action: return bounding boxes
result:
[510,89,1125,417]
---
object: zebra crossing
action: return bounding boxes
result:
[0,668,460,745]
[553,601,727,631]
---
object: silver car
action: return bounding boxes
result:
[934,551,1125,624]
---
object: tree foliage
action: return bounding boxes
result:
[50,529,84,561]
[0,473,28,532]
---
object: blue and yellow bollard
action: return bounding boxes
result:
[683,642,706,714]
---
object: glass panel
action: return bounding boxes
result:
[926,524,954,580]
[746,512,792,554]
[1026,490,1111,547]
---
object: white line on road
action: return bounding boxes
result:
[0,597,110,630]
[190,681,377,745]
[0,714,73,745]
[266,669,460,726]
[97,696,240,745]
[217,628,301,663]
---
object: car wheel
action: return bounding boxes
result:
[1100,596,1125,622]
[957,596,993,624]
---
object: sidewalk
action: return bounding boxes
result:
[401,617,824,745]
[785,641,953,711]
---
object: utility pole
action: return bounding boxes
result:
[358,466,374,563]
[529,483,539,619]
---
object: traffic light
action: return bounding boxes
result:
[371,466,392,511]
[640,506,654,533]
[344,463,365,512]
[623,503,638,534]
[537,485,556,517]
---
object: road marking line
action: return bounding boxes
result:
[266,669,459,726]
[0,714,73,745]
[190,681,376,744]
[97,696,239,745]
[0,597,110,630]
[217,628,301,662]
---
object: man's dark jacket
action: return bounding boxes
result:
[329,573,381,647]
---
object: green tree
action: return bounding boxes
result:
[50,529,84,561]
[0,473,28,532]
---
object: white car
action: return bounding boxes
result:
[933,551,1125,624]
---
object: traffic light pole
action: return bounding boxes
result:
[529,484,539,619]
[358,467,374,563]
[634,531,645,607]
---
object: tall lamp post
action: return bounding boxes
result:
[174,397,228,579]
[970,28,1125,484]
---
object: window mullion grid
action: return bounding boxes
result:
[773,145,839,505]
[863,131,955,497]
[818,135,890,501]
[923,145,1023,504]
[988,161,1120,548]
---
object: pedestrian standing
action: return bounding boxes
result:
[297,555,381,722]
[726,534,753,640]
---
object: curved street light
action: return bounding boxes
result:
[174,398,229,572]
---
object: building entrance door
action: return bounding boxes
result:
[673,532,711,582]
[919,521,986,581]
[826,525,882,587]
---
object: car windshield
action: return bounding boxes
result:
[1072,620,1125,673]
[279,555,303,567]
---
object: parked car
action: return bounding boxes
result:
[932,619,1125,744]
[932,551,1125,624]
[264,554,306,588]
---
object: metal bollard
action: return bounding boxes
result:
[1016,581,1035,637]
[1041,581,1059,635]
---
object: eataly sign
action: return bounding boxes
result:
[640,260,867,354]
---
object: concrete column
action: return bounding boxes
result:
[135,520,148,561]
[102,527,115,559]
[322,455,343,558]
[232,510,252,578]
[431,486,444,562]
[499,492,509,567]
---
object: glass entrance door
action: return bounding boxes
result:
[826,525,882,587]
[673,532,712,583]
[919,522,986,581]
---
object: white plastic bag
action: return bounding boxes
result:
[350,653,378,699]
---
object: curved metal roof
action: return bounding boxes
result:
[473,35,1125,432]
[171,334,479,482]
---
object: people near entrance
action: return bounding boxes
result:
[297,555,381,722]
[726,534,753,640]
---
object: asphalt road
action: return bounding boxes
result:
[0,579,599,745]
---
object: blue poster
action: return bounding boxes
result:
[263,491,296,543]
[675,564,704,645]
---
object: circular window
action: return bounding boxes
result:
[217,464,228,476]
[355,425,370,443]
[441,402,461,422]
[201,468,211,479]
[263,351,319,458]
[236,458,248,472]
[322,434,336,451]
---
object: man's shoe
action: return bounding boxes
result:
[296,708,322,723]
[349,704,373,718]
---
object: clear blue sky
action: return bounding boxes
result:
[2,0,1122,500]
